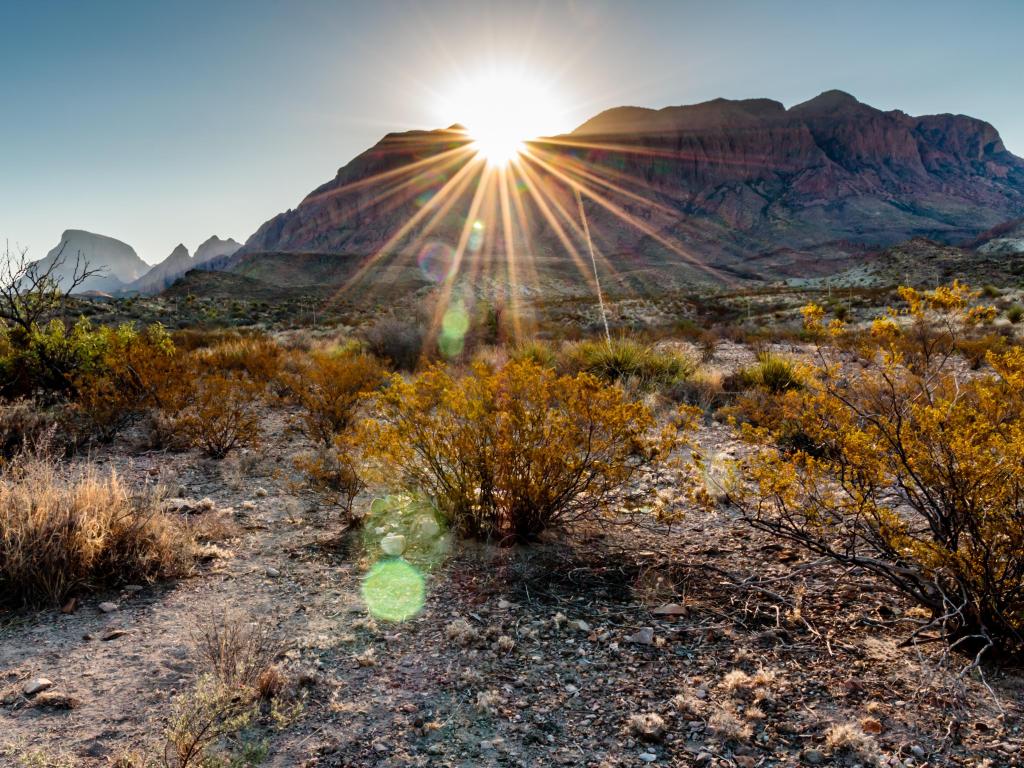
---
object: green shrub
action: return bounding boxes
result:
[732,351,802,394]
[1007,304,1023,324]
[562,338,695,391]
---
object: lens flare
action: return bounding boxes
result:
[440,299,470,358]
[361,559,425,622]
[418,241,456,283]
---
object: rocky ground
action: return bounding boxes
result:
[1,353,1022,768]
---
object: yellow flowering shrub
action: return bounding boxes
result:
[284,350,384,445]
[731,283,1023,656]
[355,359,690,542]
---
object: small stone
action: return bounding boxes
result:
[651,603,688,617]
[910,745,925,758]
[627,627,655,645]
[265,567,281,578]
[573,620,591,632]
[98,602,118,613]
[123,585,144,594]
[380,533,406,557]
[497,599,514,610]
[22,678,53,696]
[694,753,713,766]
[803,749,824,764]
[255,487,268,498]
[639,752,657,763]
[101,629,129,641]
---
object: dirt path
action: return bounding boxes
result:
[1,417,1022,767]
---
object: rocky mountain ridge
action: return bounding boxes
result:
[230,90,1024,287]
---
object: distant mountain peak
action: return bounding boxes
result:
[790,89,862,115]
[30,230,147,294]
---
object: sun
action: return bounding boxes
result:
[439,67,566,166]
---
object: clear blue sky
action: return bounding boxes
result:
[2,0,1022,265]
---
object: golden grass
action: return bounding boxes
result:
[0,456,192,608]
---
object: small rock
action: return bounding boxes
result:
[254,487,268,498]
[98,602,118,613]
[266,567,281,578]
[627,627,655,645]
[497,599,514,610]
[910,745,925,758]
[123,585,144,594]
[651,603,688,617]
[380,533,406,557]
[101,629,129,641]
[694,753,713,766]
[573,619,591,632]
[639,752,657,763]
[803,749,824,764]
[22,678,53,696]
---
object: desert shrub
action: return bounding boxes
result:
[175,373,262,459]
[285,351,383,445]
[67,323,178,442]
[1007,304,1024,324]
[0,399,60,461]
[730,283,1024,657]
[954,332,1007,370]
[196,335,283,384]
[294,439,364,520]
[510,339,558,369]
[667,368,728,411]
[730,351,802,394]
[163,675,259,768]
[0,455,191,608]
[562,337,696,392]
[356,360,689,542]
[362,318,425,371]
[194,611,283,690]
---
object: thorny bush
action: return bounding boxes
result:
[728,282,1024,658]
[356,359,694,542]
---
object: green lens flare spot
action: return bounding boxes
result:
[361,559,426,622]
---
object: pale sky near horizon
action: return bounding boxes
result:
[2,0,1022,265]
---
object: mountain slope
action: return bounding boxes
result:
[226,91,1024,288]
[32,230,148,294]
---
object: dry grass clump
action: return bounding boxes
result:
[824,722,880,761]
[193,610,284,690]
[0,455,191,608]
[707,703,753,742]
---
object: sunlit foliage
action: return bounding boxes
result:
[356,359,690,542]
[730,283,1023,656]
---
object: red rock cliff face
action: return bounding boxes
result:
[235,91,1024,282]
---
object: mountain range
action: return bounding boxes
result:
[36,89,1024,296]
[31,232,240,295]
[219,89,1024,292]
